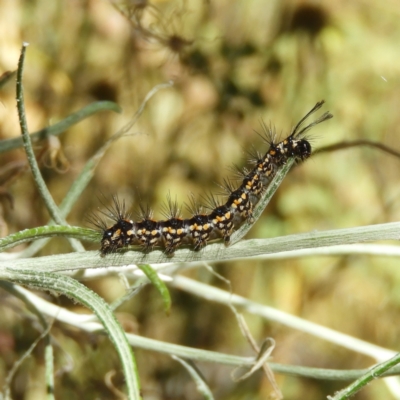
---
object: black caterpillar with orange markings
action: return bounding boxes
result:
[92,101,333,256]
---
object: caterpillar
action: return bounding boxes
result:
[92,101,333,257]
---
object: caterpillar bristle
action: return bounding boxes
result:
[86,208,107,233]
[161,193,182,219]
[135,203,160,252]
[256,119,278,147]
[160,194,187,256]
[137,202,154,221]
[246,145,265,166]
[202,192,223,211]
[185,194,213,250]
[92,195,135,257]
[295,111,333,139]
[214,178,236,199]
[291,100,327,138]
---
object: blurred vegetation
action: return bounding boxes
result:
[1,0,400,399]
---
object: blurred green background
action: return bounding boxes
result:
[1,0,400,399]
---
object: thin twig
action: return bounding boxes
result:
[315,140,400,160]
[329,353,400,400]
[15,43,84,252]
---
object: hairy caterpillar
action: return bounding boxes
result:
[92,101,332,256]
